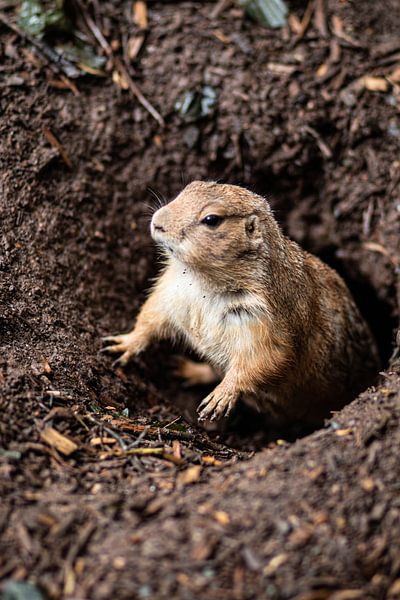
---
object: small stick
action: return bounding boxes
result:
[314,0,327,37]
[296,0,314,41]
[126,425,150,448]
[303,125,332,159]
[86,415,129,450]
[43,128,73,169]
[210,0,232,20]
[74,0,164,127]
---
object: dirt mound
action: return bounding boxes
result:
[0,1,399,598]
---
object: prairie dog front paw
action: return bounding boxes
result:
[198,384,239,421]
[102,332,145,366]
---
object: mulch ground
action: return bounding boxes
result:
[1,1,399,598]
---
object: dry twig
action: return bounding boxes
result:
[74,0,164,126]
[43,128,73,169]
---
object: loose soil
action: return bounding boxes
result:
[1,1,399,599]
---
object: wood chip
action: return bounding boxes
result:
[360,477,376,492]
[128,35,145,61]
[213,510,230,525]
[317,63,329,77]
[172,440,182,460]
[389,66,400,83]
[40,427,78,456]
[90,437,117,446]
[267,62,296,75]
[289,526,312,547]
[263,553,288,576]
[335,428,353,437]
[359,76,389,92]
[202,455,223,466]
[329,38,341,63]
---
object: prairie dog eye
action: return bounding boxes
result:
[201,214,224,228]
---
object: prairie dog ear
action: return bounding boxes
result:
[245,214,259,236]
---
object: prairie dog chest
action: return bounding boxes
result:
[157,264,260,361]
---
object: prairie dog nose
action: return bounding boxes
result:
[151,209,167,235]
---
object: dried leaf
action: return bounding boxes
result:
[177,465,202,486]
[133,0,148,29]
[40,426,78,456]
[112,69,129,90]
[42,357,51,373]
[287,13,302,34]
[388,580,400,597]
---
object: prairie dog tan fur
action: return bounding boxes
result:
[103,181,380,424]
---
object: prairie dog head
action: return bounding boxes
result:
[151,181,278,279]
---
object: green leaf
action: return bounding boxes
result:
[175,86,218,122]
[2,581,46,600]
[18,0,72,37]
[236,0,288,29]
[54,41,107,72]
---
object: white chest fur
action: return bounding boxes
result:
[154,261,268,370]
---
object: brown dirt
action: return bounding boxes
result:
[1,1,399,599]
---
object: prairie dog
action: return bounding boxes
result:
[103,181,380,424]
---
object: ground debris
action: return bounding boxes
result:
[40,426,78,456]
[1,0,399,598]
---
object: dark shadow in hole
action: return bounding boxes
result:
[138,344,321,453]
[318,247,396,365]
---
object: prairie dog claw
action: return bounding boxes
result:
[101,333,143,366]
[198,386,238,422]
